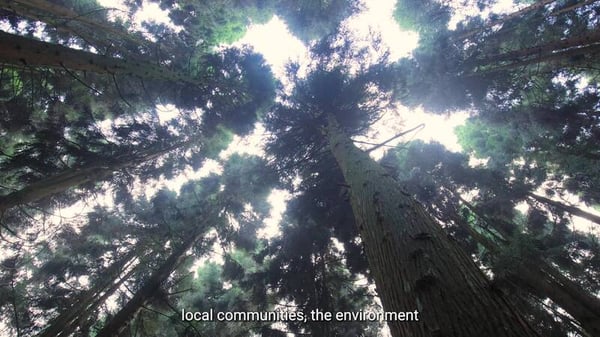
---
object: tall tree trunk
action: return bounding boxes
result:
[36,250,138,337]
[95,230,204,337]
[452,0,557,41]
[468,42,600,75]
[325,114,539,337]
[0,31,197,85]
[519,261,600,337]
[0,0,138,47]
[0,137,199,214]
[474,29,600,66]
[449,210,600,336]
[527,193,600,226]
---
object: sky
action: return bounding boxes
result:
[100,0,599,238]
[2,1,600,336]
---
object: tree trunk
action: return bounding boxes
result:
[37,249,138,337]
[509,261,600,337]
[550,0,599,17]
[0,31,197,85]
[325,114,539,337]
[468,42,600,75]
[95,231,203,337]
[0,165,114,213]
[452,0,557,41]
[58,264,137,337]
[450,201,600,336]
[474,29,600,66]
[527,193,600,226]
[0,137,198,214]
[0,0,137,47]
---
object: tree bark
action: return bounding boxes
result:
[449,209,600,336]
[325,114,539,337]
[528,193,600,226]
[0,137,199,214]
[0,31,197,85]
[95,231,203,337]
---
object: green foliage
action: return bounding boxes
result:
[2,1,600,336]
[0,68,23,101]
[275,0,360,42]
[203,126,234,158]
[456,118,524,167]
[394,0,451,36]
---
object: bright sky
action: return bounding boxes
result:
[50,0,600,246]
[2,1,600,336]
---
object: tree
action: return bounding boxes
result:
[393,0,600,112]
[95,154,278,336]
[382,140,600,336]
[265,35,540,336]
[0,0,141,51]
[36,249,139,337]
[455,78,600,205]
[264,200,380,336]
[3,1,600,336]
[0,45,274,226]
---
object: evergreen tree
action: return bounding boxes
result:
[394,0,600,111]
[382,140,600,336]
[265,34,539,337]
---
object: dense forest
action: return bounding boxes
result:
[0,0,599,336]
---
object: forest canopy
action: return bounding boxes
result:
[0,0,599,337]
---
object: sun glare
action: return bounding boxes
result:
[234,16,307,78]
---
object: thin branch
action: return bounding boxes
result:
[163,300,204,337]
[59,63,102,95]
[364,123,425,153]
[352,139,396,148]
[112,73,132,107]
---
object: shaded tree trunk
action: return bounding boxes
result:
[37,250,139,337]
[0,31,197,85]
[468,42,600,75]
[512,261,600,337]
[325,114,538,337]
[527,193,600,226]
[0,0,137,47]
[474,29,600,66]
[450,202,600,336]
[0,137,199,214]
[453,0,557,41]
[95,231,204,337]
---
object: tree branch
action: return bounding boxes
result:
[364,123,425,153]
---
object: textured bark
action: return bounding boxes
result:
[95,232,203,337]
[450,210,600,336]
[325,114,539,337]
[528,193,600,226]
[509,262,600,337]
[0,138,198,213]
[0,31,197,84]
